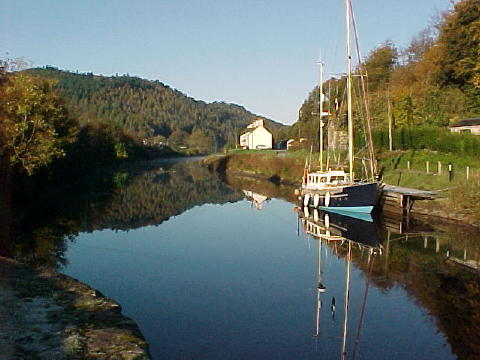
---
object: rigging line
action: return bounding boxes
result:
[351,254,375,360]
[349,0,377,177]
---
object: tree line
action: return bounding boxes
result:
[291,0,480,150]
[0,59,289,203]
[0,60,174,205]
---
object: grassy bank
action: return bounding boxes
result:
[205,149,480,224]
[378,150,480,223]
[379,149,480,190]
[203,150,306,184]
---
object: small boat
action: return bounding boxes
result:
[302,170,380,214]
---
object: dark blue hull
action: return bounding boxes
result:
[303,182,380,213]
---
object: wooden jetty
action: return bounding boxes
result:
[380,184,439,217]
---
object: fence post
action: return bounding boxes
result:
[448,163,453,182]
[426,161,430,174]
[407,161,410,171]
[467,166,470,180]
[438,161,442,176]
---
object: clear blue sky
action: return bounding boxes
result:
[1,0,453,125]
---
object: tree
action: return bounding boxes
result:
[404,26,436,64]
[187,128,216,154]
[436,0,480,88]
[0,69,76,175]
[363,41,398,92]
[168,129,189,148]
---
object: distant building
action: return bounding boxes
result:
[239,119,273,149]
[449,118,480,135]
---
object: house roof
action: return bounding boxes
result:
[241,124,272,136]
[449,118,480,128]
[240,129,253,136]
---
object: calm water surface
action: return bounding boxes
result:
[10,159,480,359]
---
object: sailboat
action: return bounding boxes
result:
[301,0,380,214]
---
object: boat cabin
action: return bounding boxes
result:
[303,170,350,190]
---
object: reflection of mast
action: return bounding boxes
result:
[340,241,351,360]
[314,238,326,337]
[352,254,374,360]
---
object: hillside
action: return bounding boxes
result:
[27,67,289,153]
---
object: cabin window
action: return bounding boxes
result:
[330,176,345,184]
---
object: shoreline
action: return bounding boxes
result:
[0,256,150,359]
[203,154,479,229]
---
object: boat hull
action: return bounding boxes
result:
[302,182,380,213]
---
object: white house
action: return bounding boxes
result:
[449,118,480,135]
[239,119,273,149]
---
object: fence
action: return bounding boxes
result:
[396,160,480,182]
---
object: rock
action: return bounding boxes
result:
[0,257,151,359]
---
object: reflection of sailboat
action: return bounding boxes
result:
[314,237,326,337]
[300,0,380,214]
[297,206,380,358]
[298,207,382,252]
[242,190,269,210]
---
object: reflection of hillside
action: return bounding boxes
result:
[84,161,243,231]
[11,160,243,267]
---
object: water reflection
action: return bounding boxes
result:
[8,159,243,267]
[242,190,270,210]
[4,161,480,359]
[295,204,480,360]
[298,207,381,359]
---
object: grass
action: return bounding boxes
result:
[446,182,480,222]
[379,149,480,190]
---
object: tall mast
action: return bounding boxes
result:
[317,59,324,171]
[345,0,354,180]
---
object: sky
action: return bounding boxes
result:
[1,0,453,125]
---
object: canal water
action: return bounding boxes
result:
[8,159,480,359]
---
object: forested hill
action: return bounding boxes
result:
[27,67,288,153]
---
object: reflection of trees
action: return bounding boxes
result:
[86,161,243,231]
[10,160,243,268]
[341,229,480,360]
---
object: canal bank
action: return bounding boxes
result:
[203,152,480,227]
[0,256,150,359]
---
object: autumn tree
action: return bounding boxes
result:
[364,41,398,92]
[433,0,480,113]
[0,64,76,175]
